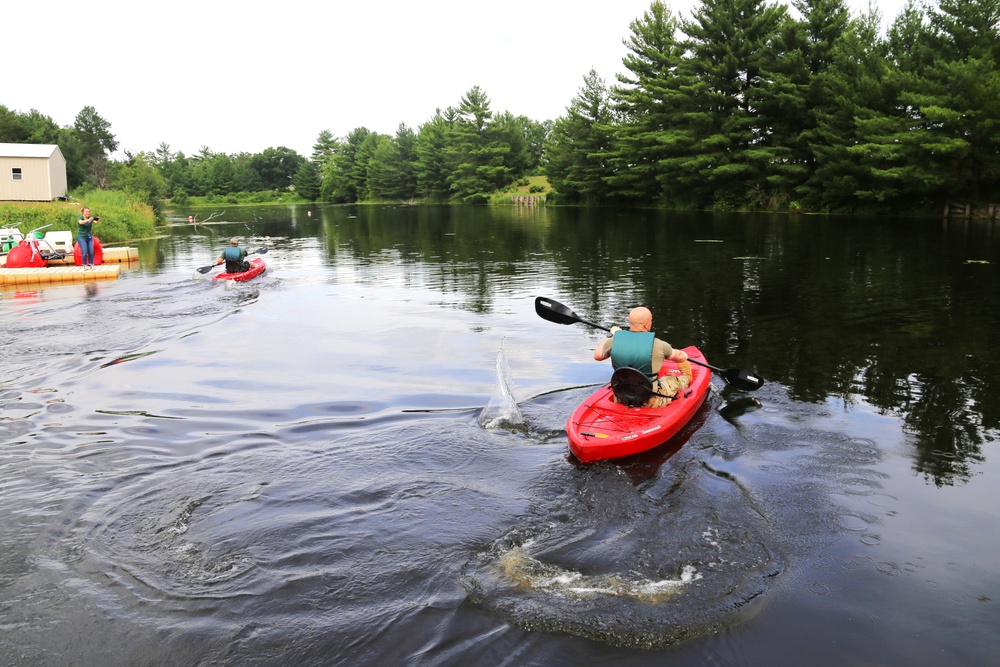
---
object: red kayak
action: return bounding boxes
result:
[213,257,266,282]
[566,345,711,463]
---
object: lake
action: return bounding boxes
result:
[1,204,998,666]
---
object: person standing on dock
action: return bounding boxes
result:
[77,207,99,269]
[216,237,250,273]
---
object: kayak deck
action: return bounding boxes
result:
[567,346,711,463]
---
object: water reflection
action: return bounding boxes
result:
[161,204,998,485]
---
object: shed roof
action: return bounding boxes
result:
[0,143,61,158]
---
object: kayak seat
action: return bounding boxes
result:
[610,367,654,408]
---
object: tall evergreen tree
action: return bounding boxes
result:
[608,0,688,202]
[415,109,456,200]
[366,124,419,201]
[544,69,615,204]
[921,0,1000,203]
[850,0,952,210]
[322,127,374,202]
[312,130,338,164]
[447,86,515,203]
[803,8,890,211]
[754,0,852,206]
[673,0,788,208]
[294,159,321,201]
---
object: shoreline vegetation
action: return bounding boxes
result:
[5,1,998,223]
[0,191,156,246]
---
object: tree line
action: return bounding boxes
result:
[546,0,1000,213]
[4,0,998,215]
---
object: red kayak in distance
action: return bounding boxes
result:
[566,345,712,463]
[212,257,266,282]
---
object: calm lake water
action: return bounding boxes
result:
[1,204,998,666]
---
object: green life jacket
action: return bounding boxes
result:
[222,246,245,272]
[610,331,656,381]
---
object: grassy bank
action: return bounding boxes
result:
[489,175,552,204]
[0,190,158,245]
[174,191,309,207]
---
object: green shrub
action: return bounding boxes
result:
[171,188,190,206]
[0,189,157,244]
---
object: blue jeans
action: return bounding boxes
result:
[78,236,95,266]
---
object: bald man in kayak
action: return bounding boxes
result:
[216,237,250,273]
[593,306,692,407]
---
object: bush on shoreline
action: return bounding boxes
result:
[0,190,158,245]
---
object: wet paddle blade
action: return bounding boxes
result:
[535,296,580,325]
[720,367,765,391]
[534,296,611,331]
[689,358,765,391]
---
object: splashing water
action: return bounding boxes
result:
[497,541,699,603]
[478,339,525,430]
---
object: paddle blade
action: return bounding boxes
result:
[535,296,580,325]
[720,367,765,391]
[196,264,216,274]
[535,296,612,332]
[253,247,268,255]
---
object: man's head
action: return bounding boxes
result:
[229,237,240,246]
[628,306,652,331]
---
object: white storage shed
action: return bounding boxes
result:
[0,143,68,201]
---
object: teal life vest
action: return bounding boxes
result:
[222,246,246,272]
[609,331,656,381]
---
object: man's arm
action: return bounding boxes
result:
[593,327,621,360]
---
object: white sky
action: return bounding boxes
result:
[5,0,909,159]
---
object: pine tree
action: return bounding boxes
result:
[415,109,456,200]
[544,69,615,204]
[673,0,788,208]
[608,0,688,202]
[804,9,891,212]
[754,0,852,207]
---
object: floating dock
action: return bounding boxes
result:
[0,247,137,287]
[47,247,140,265]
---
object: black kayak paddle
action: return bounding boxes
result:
[196,247,268,274]
[534,295,765,391]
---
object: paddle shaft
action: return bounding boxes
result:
[534,295,764,390]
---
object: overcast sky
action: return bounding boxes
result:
[6,0,910,159]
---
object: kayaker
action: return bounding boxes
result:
[594,306,692,407]
[77,207,99,270]
[216,237,250,273]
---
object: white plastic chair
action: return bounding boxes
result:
[43,230,74,255]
